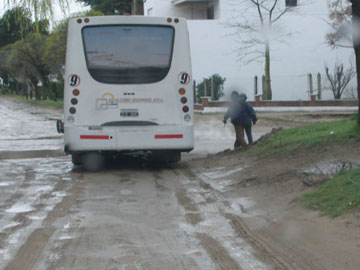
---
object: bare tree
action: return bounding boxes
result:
[327,0,360,125]
[228,0,295,100]
[326,0,352,48]
[324,62,355,99]
[344,86,357,99]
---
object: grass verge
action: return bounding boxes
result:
[252,115,359,156]
[5,94,63,109]
[299,169,360,217]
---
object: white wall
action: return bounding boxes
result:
[144,0,356,100]
[145,0,216,19]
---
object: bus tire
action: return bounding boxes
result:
[152,151,181,163]
[71,153,82,166]
[168,151,181,163]
[82,152,105,172]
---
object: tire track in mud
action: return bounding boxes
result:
[223,213,294,270]
[0,167,35,214]
[0,167,37,250]
[3,172,85,270]
[196,233,241,270]
[5,227,56,270]
[45,169,202,270]
[176,188,203,225]
[188,163,295,270]
[171,167,249,269]
[0,165,68,243]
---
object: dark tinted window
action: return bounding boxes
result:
[82,25,175,84]
[285,0,297,7]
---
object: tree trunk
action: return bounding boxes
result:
[263,42,272,100]
[353,0,360,125]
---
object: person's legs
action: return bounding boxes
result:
[233,125,247,148]
[245,125,253,144]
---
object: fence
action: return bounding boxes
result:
[193,73,357,102]
[193,72,358,111]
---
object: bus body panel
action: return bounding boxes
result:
[64,16,194,153]
[64,125,194,152]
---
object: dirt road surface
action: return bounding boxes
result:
[0,96,358,270]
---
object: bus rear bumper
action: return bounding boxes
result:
[64,125,194,153]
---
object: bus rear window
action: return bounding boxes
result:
[82,25,175,84]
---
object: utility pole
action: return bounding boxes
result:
[210,76,215,100]
[204,80,207,97]
[133,0,137,15]
[254,75,258,97]
[193,80,196,103]
[308,73,313,99]
[317,73,322,100]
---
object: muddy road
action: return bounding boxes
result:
[0,97,282,270]
[0,96,357,270]
[2,159,287,270]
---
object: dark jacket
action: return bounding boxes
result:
[224,98,257,126]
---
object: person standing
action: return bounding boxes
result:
[223,92,257,149]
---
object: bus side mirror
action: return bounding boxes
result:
[56,119,64,134]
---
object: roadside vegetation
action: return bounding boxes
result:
[250,115,360,217]
[0,8,103,102]
[299,169,360,217]
[253,115,359,157]
[5,94,63,109]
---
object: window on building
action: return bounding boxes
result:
[207,6,214,20]
[285,0,297,7]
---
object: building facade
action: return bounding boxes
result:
[144,0,355,100]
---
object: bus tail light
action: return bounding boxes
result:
[73,89,80,96]
[174,18,179,23]
[180,97,187,104]
[155,134,183,139]
[71,98,78,105]
[184,114,191,121]
[69,107,76,114]
[179,88,186,95]
[167,18,172,23]
[67,116,75,123]
[80,135,110,140]
[182,106,189,113]
[84,18,90,23]
[77,19,82,24]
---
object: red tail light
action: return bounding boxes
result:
[77,19,82,24]
[69,107,76,114]
[180,97,187,104]
[182,106,189,113]
[73,89,80,96]
[71,98,78,105]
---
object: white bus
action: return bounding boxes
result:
[62,16,194,170]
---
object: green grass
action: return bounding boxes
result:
[5,94,63,109]
[252,116,359,156]
[299,169,360,217]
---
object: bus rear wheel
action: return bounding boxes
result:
[151,151,181,163]
[71,154,82,166]
[82,152,105,172]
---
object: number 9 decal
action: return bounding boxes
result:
[68,74,80,87]
[178,72,190,85]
